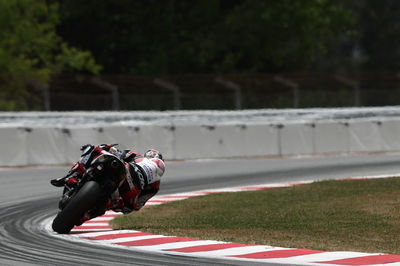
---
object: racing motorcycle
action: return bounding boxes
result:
[52,151,126,234]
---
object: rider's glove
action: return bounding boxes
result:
[66,176,78,186]
[80,144,94,156]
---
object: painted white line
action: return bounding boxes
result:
[173,246,289,257]
[77,222,109,226]
[142,240,224,251]
[70,230,141,238]
[144,202,165,206]
[97,234,169,244]
[90,216,115,221]
[104,210,120,215]
[71,228,111,232]
[257,251,381,265]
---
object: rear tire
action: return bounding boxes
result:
[52,181,103,234]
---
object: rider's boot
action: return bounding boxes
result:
[50,176,68,187]
[50,176,78,187]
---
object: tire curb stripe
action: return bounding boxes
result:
[48,174,400,265]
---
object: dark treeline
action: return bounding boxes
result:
[56,0,400,74]
[1,0,399,110]
[57,0,354,74]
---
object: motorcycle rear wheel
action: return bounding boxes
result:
[52,181,103,234]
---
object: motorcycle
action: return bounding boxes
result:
[52,151,126,234]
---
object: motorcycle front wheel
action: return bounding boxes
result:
[52,181,103,234]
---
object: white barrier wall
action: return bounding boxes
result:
[2,128,28,166]
[280,123,314,156]
[380,120,400,150]
[174,124,273,159]
[314,122,349,154]
[348,121,382,152]
[242,124,279,157]
[1,118,400,166]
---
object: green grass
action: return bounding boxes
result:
[110,177,400,254]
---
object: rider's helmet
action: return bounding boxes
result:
[109,146,120,156]
[144,149,164,161]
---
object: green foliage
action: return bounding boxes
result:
[56,44,102,74]
[215,0,354,72]
[356,0,400,70]
[58,0,354,75]
[0,0,101,110]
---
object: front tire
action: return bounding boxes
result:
[52,181,103,234]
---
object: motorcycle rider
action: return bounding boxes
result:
[50,144,165,219]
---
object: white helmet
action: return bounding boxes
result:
[144,149,163,161]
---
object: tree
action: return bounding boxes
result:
[355,0,400,71]
[0,0,101,110]
[57,0,354,75]
[210,0,354,72]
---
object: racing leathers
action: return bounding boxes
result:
[51,144,165,218]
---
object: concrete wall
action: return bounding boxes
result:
[1,118,400,166]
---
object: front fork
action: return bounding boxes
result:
[59,160,124,213]
[59,185,77,210]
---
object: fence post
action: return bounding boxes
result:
[91,77,120,110]
[273,76,299,108]
[154,78,181,110]
[215,77,242,109]
[26,79,50,111]
[334,75,360,107]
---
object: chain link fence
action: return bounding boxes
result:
[47,73,400,111]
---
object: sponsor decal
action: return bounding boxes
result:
[141,164,153,183]
[80,153,92,165]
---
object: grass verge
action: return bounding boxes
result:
[110,177,400,254]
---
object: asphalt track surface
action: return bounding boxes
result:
[2,153,400,266]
